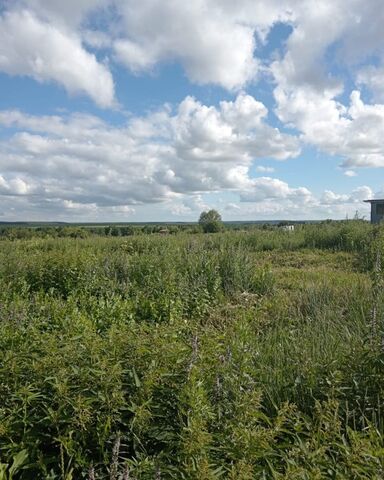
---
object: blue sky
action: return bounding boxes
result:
[0,0,383,221]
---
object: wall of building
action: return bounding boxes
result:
[371,203,384,223]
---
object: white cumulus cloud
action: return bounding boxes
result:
[0,9,115,107]
[0,94,300,218]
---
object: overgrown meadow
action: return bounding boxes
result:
[1,221,384,479]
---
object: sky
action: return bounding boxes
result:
[0,0,384,222]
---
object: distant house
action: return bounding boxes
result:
[281,225,295,231]
[364,199,384,223]
[158,228,169,235]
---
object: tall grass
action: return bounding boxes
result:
[0,222,383,478]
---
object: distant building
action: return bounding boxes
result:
[281,225,295,231]
[364,199,384,223]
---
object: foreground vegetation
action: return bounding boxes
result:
[1,221,384,478]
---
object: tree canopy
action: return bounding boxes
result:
[198,209,224,233]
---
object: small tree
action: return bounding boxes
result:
[198,209,224,233]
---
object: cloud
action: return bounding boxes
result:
[273,86,384,169]
[22,0,108,27]
[0,9,115,107]
[239,177,312,203]
[112,0,265,90]
[6,0,295,92]
[62,200,135,216]
[0,94,300,218]
[268,0,384,170]
[0,175,32,195]
[3,0,384,110]
[225,203,241,211]
[336,0,384,65]
[321,186,373,205]
[357,66,384,103]
[0,0,383,222]
[256,166,275,173]
[220,184,373,221]
[270,0,384,94]
[344,170,357,177]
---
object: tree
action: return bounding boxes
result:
[198,209,224,233]
[110,226,121,236]
[120,226,135,236]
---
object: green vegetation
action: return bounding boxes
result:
[198,210,224,233]
[1,220,384,478]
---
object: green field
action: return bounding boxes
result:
[1,221,384,478]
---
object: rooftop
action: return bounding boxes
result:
[364,199,384,203]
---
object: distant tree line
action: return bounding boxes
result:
[0,223,201,240]
[0,213,367,241]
